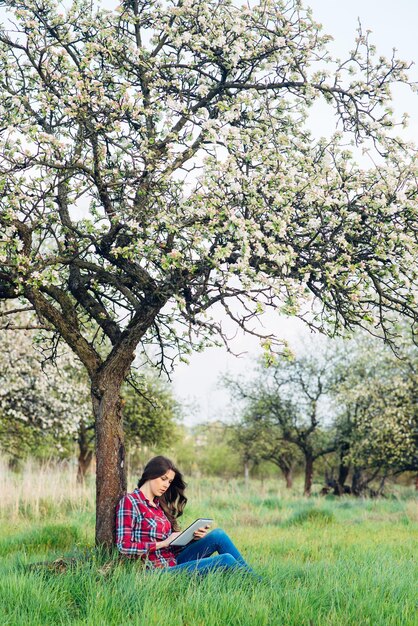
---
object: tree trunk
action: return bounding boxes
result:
[244,461,250,485]
[304,454,314,496]
[7,455,22,472]
[351,466,362,496]
[377,472,387,496]
[415,473,418,491]
[283,466,293,489]
[276,456,294,489]
[77,449,94,483]
[77,423,94,483]
[336,462,350,495]
[92,375,127,548]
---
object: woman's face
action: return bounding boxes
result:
[150,469,176,498]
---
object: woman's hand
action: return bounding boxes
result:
[156,531,182,550]
[193,525,210,540]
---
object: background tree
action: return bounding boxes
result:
[125,422,199,479]
[1,0,418,545]
[192,421,242,479]
[229,389,300,487]
[122,372,180,453]
[333,333,418,493]
[230,349,338,495]
[0,308,90,469]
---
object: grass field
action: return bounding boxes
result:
[0,461,417,626]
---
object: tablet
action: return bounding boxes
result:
[168,518,213,547]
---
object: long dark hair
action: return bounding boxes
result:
[137,456,187,531]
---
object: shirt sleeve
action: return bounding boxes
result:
[116,495,157,557]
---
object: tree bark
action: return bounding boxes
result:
[304,454,314,496]
[92,374,127,548]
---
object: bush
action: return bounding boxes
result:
[284,508,335,527]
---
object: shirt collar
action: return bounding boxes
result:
[136,488,160,507]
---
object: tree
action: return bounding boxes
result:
[192,421,242,478]
[0,306,179,479]
[229,389,300,487]
[0,309,90,467]
[333,333,418,493]
[122,372,180,451]
[75,370,180,482]
[1,0,418,545]
[230,349,338,495]
[74,368,180,480]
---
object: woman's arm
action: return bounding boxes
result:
[116,495,158,557]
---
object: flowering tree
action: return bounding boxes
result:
[0,310,91,467]
[1,0,418,545]
[334,335,418,493]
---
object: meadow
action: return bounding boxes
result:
[0,461,417,626]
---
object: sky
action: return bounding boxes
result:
[171,0,418,425]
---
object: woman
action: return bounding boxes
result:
[116,455,256,576]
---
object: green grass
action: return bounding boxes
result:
[0,472,417,625]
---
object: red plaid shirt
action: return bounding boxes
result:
[116,488,178,568]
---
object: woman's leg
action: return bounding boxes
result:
[166,553,241,576]
[176,528,252,570]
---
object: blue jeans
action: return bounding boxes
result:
[165,528,255,576]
